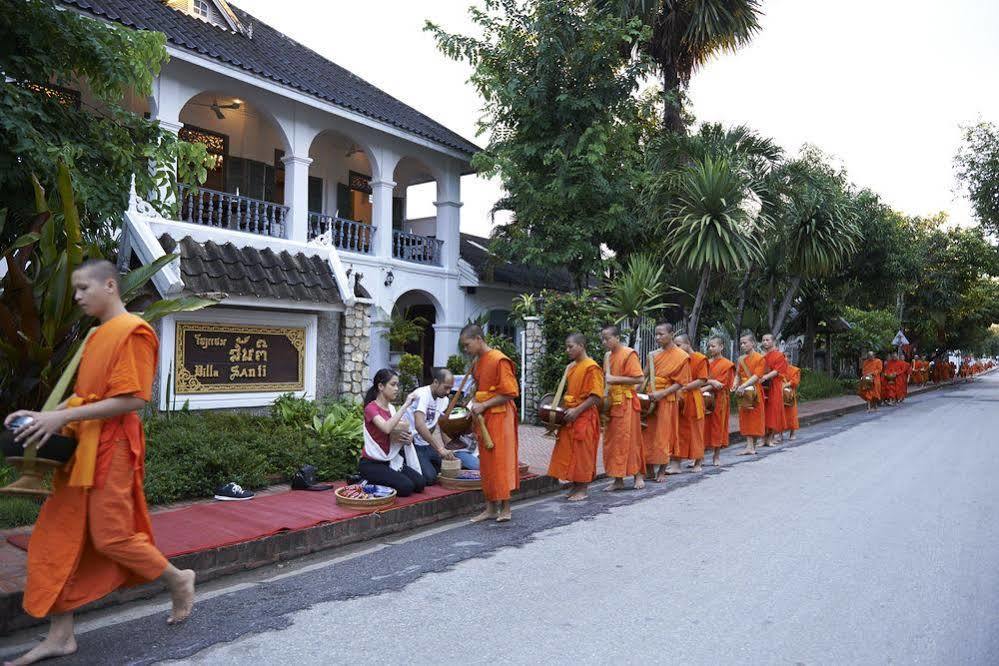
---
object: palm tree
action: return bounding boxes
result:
[600,1,764,133]
[663,155,764,339]
[601,254,674,347]
[768,155,861,336]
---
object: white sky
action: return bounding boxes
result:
[232,0,999,234]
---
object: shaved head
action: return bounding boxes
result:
[74,259,120,294]
[566,332,587,347]
[674,333,690,344]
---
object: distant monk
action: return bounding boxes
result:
[4,260,195,666]
[462,324,520,523]
[882,353,901,405]
[859,351,883,412]
[734,333,766,455]
[759,334,788,447]
[704,336,735,466]
[783,355,800,441]
[600,325,646,491]
[546,333,604,501]
[641,323,686,483]
[671,333,707,473]
[894,354,911,402]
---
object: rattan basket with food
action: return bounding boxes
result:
[335,483,397,510]
[437,469,483,490]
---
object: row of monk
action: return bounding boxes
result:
[857,351,992,411]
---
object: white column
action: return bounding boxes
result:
[371,178,396,259]
[281,155,313,242]
[369,319,391,376]
[435,169,462,272]
[433,323,464,367]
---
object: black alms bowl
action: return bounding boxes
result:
[1,418,77,465]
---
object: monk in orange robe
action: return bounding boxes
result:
[547,333,604,501]
[4,260,195,666]
[600,325,646,491]
[859,351,883,411]
[883,352,902,404]
[641,323,687,483]
[463,324,520,523]
[671,333,707,473]
[783,358,801,441]
[894,355,911,401]
[734,333,766,455]
[704,336,734,466]
[760,334,788,447]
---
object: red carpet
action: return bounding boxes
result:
[6,482,476,558]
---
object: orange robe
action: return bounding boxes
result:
[642,346,688,465]
[677,352,707,460]
[24,313,167,618]
[737,352,766,437]
[763,350,788,434]
[859,358,883,402]
[547,358,604,483]
[705,357,734,448]
[603,346,645,478]
[783,365,800,432]
[883,360,903,401]
[473,348,520,502]
[895,360,910,398]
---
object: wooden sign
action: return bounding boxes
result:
[174,322,306,394]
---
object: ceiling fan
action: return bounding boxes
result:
[191,98,242,120]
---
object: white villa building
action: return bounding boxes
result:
[54,0,571,410]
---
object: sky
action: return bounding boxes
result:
[232,0,999,236]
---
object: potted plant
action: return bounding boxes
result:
[383,308,429,367]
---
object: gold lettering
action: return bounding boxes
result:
[193,334,228,350]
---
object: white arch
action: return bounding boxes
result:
[178,89,293,154]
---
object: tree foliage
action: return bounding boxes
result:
[0,0,214,251]
[426,0,650,284]
[955,121,999,237]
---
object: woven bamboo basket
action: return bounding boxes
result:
[440,457,462,478]
[438,475,483,490]
[519,461,530,476]
[335,487,397,510]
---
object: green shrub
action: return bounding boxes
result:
[797,368,848,402]
[486,333,520,380]
[538,289,604,393]
[272,392,319,428]
[0,464,40,529]
[446,354,467,375]
[397,353,424,396]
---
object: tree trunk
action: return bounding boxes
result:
[687,264,710,341]
[771,275,802,337]
[734,266,752,341]
[827,332,834,378]
[766,278,775,331]
[662,65,685,134]
[802,312,817,369]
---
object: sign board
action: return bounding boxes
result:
[174,322,306,394]
[892,330,910,347]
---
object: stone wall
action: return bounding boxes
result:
[339,301,372,399]
[522,316,544,421]
[314,310,342,402]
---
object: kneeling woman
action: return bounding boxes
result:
[360,369,426,497]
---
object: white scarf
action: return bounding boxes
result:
[362,403,422,474]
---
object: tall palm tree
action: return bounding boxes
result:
[601,253,674,347]
[600,1,764,133]
[664,155,765,339]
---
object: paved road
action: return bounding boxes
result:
[2,376,998,665]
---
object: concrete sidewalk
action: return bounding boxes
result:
[0,376,980,634]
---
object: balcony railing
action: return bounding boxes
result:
[392,229,443,266]
[178,183,288,238]
[308,212,374,254]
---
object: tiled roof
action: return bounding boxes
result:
[460,233,574,292]
[159,234,351,303]
[61,0,480,156]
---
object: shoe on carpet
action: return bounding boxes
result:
[214,482,255,501]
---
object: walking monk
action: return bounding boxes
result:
[462,324,519,523]
[642,323,687,482]
[783,354,800,441]
[858,351,883,412]
[734,333,766,455]
[890,353,911,403]
[600,325,646,491]
[671,333,707,473]
[3,260,195,666]
[760,334,788,447]
[704,336,735,466]
[546,334,604,501]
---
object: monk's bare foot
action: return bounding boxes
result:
[567,490,588,501]
[604,479,626,492]
[664,462,683,475]
[692,462,703,472]
[712,451,721,466]
[167,569,196,625]
[634,476,646,490]
[6,637,78,665]
[737,448,756,456]
[495,507,512,523]
[471,508,497,523]
[653,471,666,483]
[789,432,797,441]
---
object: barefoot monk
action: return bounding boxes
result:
[641,323,687,483]
[600,326,646,491]
[704,336,735,466]
[671,333,707,473]
[760,334,788,447]
[462,324,520,523]
[858,351,883,412]
[783,356,800,441]
[546,334,604,501]
[735,333,766,455]
[4,260,195,666]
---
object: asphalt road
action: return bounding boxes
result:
[2,376,998,665]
